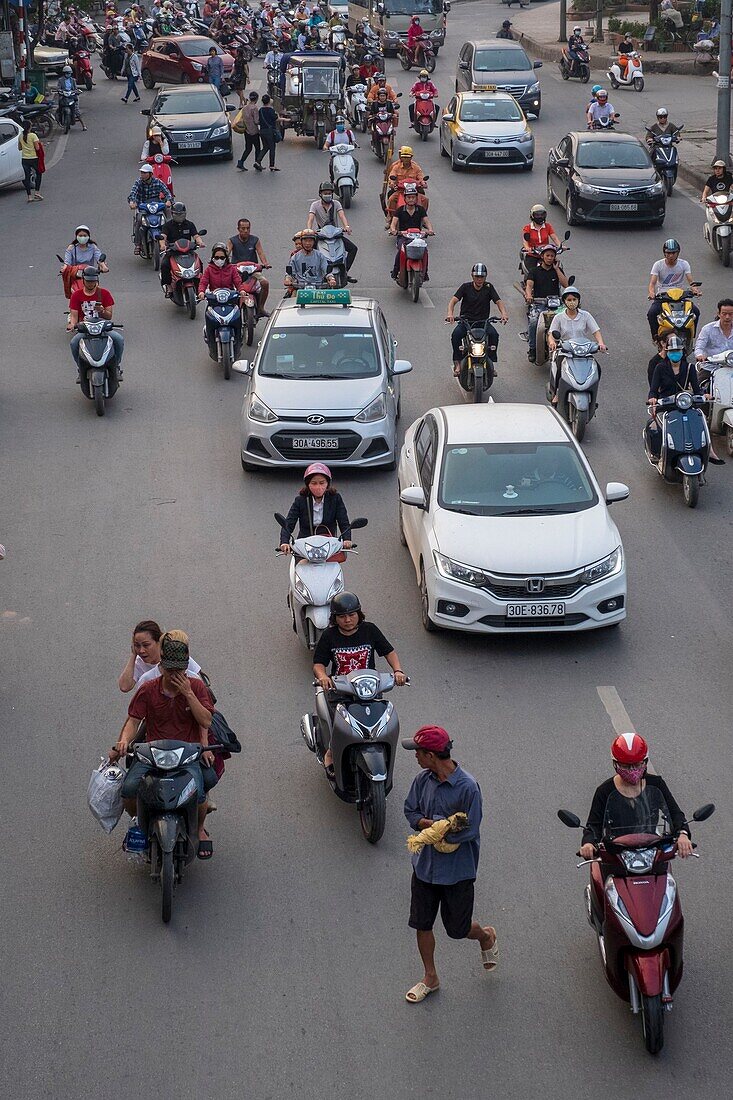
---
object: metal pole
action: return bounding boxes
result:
[559,0,567,44]
[18,0,26,93]
[595,0,604,45]
[717,0,732,166]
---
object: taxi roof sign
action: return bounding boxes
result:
[474,84,498,92]
[296,288,351,307]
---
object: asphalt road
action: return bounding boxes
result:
[2,4,733,1096]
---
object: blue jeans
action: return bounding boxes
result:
[123,75,139,100]
[71,330,125,367]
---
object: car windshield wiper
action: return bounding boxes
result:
[492,506,557,516]
[445,506,480,516]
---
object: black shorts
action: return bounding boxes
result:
[409,872,474,940]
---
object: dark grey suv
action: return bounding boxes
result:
[455,40,542,117]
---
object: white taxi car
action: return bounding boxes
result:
[398,403,629,634]
[440,89,535,172]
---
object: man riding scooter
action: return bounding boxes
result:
[409,69,438,127]
[56,64,87,131]
[285,228,337,291]
[325,116,359,185]
[306,181,358,282]
[445,263,507,377]
[587,88,619,129]
[67,266,124,382]
[524,244,569,362]
[159,202,205,298]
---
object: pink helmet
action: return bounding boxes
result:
[303,462,332,483]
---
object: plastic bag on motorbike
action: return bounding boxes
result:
[231,107,247,134]
[405,237,427,260]
[87,758,126,833]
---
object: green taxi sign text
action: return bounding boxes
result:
[296,288,351,307]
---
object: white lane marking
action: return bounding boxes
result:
[420,289,435,308]
[47,132,69,171]
[596,686,656,771]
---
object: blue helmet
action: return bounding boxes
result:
[591,84,602,96]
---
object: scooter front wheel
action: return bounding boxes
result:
[154,246,160,272]
[682,473,699,508]
[580,64,590,83]
[634,76,644,92]
[410,269,422,303]
[93,384,105,417]
[85,75,93,91]
[721,235,731,268]
[641,993,664,1055]
[161,848,174,924]
[222,340,232,380]
[358,774,386,844]
[571,405,588,442]
[185,285,197,320]
[665,175,674,197]
[340,183,352,209]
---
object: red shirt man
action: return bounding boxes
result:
[69,284,114,323]
[128,675,214,742]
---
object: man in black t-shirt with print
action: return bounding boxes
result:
[389,185,434,280]
[445,264,508,376]
[159,202,205,295]
[701,159,733,203]
[524,244,569,362]
[313,592,407,772]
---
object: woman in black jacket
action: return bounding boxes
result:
[279,463,353,551]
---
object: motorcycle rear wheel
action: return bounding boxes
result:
[682,473,699,508]
[560,63,569,80]
[161,849,174,924]
[358,774,386,844]
[609,73,619,89]
[34,113,53,139]
[64,111,70,135]
[420,123,429,142]
[726,426,733,456]
[154,247,160,272]
[641,993,664,1055]
[85,75,93,91]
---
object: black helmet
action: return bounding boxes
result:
[319,180,334,196]
[331,592,361,617]
[471,262,488,277]
[82,266,100,281]
[171,201,187,220]
[663,237,680,253]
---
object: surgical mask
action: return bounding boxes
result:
[616,762,646,784]
[668,351,683,363]
[76,235,90,245]
[213,257,226,267]
[336,124,345,132]
[321,194,333,204]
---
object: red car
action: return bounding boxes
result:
[141,36,234,89]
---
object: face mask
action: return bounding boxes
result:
[76,235,90,245]
[336,124,345,133]
[213,257,226,267]
[616,762,646,784]
[668,351,683,363]
[321,195,333,204]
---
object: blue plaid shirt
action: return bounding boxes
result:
[404,764,482,885]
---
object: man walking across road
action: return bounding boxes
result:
[402,725,498,1004]
[121,43,142,103]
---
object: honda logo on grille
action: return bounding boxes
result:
[526,577,545,593]
[307,414,325,424]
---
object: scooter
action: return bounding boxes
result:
[645,124,682,196]
[643,391,710,507]
[454,317,503,403]
[136,200,167,265]
[57,88,80,134]
[559,44,590,83]
[329,141,358,209]
[703,192,733,267]
[558,799,715,1054]
[411,91,437,142]
[301,669,402,844]
[234,261,263,347]
[166,236,205,317]
[370,107,395,163]
[654,283,700,353]
[548,338,601,442]
[102,42,125,78]
[273,515,368,650]
[126,739,223,923]
[346,82,368,133]
[395,229,430,303]
[72,45,94,90]
[73,318,123,417]
[521,295,562,367]
[317,225,349,288]
[204,288,242,379]
[608,50,644,91]
[397,35,435,73]
[701,350,733,455]
[518,229,571,285]
[145,152,176,196]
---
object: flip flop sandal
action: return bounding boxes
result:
[197,839,214,860]
[405,981,439,1004]
[481,935,499,971]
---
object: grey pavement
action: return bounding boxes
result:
[2,3,733,1097]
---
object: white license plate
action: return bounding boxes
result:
[506,602,566,618]
[178,141,202,149]
[292,437,339,449]
[482,150,511,158]
[609,203,638,211]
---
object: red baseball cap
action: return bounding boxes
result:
[401,725,453,752]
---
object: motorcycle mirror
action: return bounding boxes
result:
[423,174,429,181]
[691,280,702,287]
[56,254,65,263]
[98,252,107,262]
[349,517,368,530]
[274,512,288,527]
[523,232,531,241]
[568,274,576,285]
[564,230,571,240]
[200,229,208,236]
[692,803,715,822]
[140,107,150,115]
[557,809,581,829]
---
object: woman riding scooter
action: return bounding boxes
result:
[61,224,108,299]
[279,463,353,553]
[645,334,724,462]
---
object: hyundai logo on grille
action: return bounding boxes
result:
[307,414,326,424]
[526,577,545,594]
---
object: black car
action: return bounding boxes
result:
[547,132,666,227]
[142,83,234,160]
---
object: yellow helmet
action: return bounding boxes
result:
[399,145,413,158]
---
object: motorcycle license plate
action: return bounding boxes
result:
[292,437,339,449]
[178,141,202,149]
[610,203,638,211]
[506,602,566,618]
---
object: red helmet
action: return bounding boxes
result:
[303,462,332,483]
[611,732,648,765]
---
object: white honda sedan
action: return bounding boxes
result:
[398,403,629,634]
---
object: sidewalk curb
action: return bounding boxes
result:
[517,32,699,75]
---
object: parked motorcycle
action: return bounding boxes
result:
[558,798,715,1054]
[73,318,123,416]
[0,93,54,138]
[394,229,430,303]
[317,224,349,288]
[273,516,367,650]
[559,45,590,83]
[72,44,94,90]
[643,391,710,507]
[703,191,733,267]
[370,106,395,162]
[701,350,733,455]
[654,283,701,353]
[646,124,682,196]
[166,236,205,317]
[397,35,435,73]
[608,50,644,91]
[346,82,368,133]
[329,141,358,208]
[548,338,601,442]
[301,669,403,843]
[137,200,168,265]
[234,261,263,346]
[412,90,436,141]
[204,289,242,379]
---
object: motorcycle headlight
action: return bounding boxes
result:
[293,573,312,601]
[210,124,229,139]
[580,546,623,585]
[355,392,386,423]
[179,266,196,278]
[326,575,345,601]
[387,31,399,39]
[434,551,490,588]
[577,181,600,196]
[249,392,278,423]
[151,746,185,770]
[352,673,380,699]
[469,341,485,357]
[620,847,657,874]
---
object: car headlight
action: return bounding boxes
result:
[294,573,313,601]
[455,130,478,144]
[191,61,203,71]
[577,182,600,196]
[620,847,656,874]
[527,81,540,94]
[210,124,229,139]
[647,182,665,196]
[434,551,490,587]
[519,129,533,143]
[355,393,386,423]
[249,393,277,423]
[580,546,623,585]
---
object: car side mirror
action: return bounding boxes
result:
[140,108,150,115]
[442,112,453,122]
[225,103,236,111]
[393,358,412,375]
[231,359,251,375]
[533,59,543,68]
[400,486,426,509]
[605,482,629,504]
[692,803,715,822]
[557,809,581,829]
[526,112,537,121]
[555,157,570,168]
[459,61,469,70]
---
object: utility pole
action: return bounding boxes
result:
[559,0,567,43]
[595,0,604,44]
[717,0,732,166]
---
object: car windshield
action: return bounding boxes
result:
[259,327,380,379]
[178,39,224,57]
[154,90,222,114]
[302,67,340,97]
[576,140,649,169]
[385,0,442,14]
[439,442,597,516]
[474,48,531,72]
[458,99,522,123]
